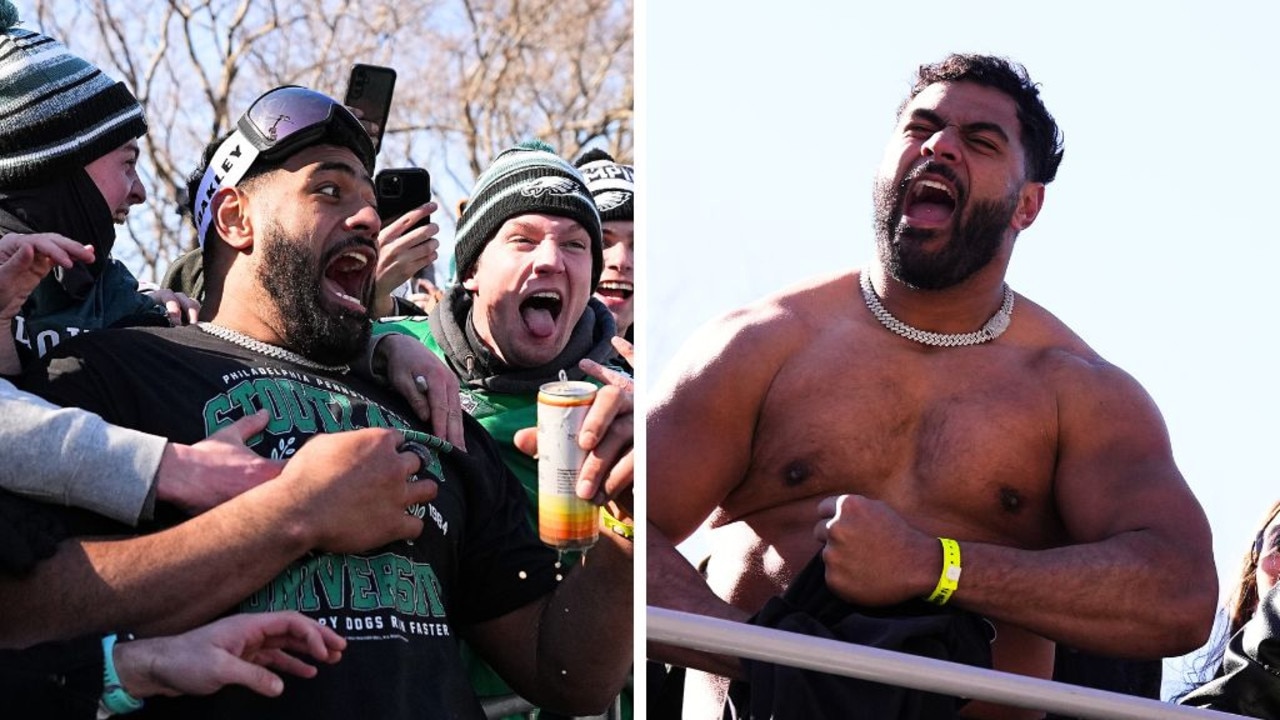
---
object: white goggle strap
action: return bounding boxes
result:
[193,130,262,247]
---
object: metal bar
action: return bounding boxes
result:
[648,607,1247,720]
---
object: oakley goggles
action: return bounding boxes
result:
[192,85,375,245]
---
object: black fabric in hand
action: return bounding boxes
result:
[725,552,993,720]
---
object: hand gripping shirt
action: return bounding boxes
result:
[24,325,560,720]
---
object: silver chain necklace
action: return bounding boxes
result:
[198,322,350,374]
[859,272,1014,348]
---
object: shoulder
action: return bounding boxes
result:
[1010,296,1145,400]
[669,270,856,379]
[47,325,191,362]
[1008,297,1172,451]
[649,271,856,440]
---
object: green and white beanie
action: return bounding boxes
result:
[453,139,603,291]
[574,147,634,223]
[0,0,147,188]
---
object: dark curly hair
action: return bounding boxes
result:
[902,54,1065,185]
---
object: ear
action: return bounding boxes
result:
[213,187,255,251]
[461,271,479,292]
[1010,182,1045,232]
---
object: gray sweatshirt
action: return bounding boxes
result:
[0,378,164,525]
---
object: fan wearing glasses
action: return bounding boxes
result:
[16,85,633,720]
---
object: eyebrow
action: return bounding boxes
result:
[910,108,1010,144]
[315,161,374,191]
[507,220,588,240]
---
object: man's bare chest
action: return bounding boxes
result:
[718,355,1063,543]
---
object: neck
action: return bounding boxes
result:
[206,261,288,346]
[206,297,289,349]
[868,262,1011,334]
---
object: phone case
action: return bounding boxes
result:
[344,64,396,152]
[376,168,431,227]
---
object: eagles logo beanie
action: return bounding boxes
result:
[0,0,147,188]
[453,139,603,290]
[574,147,633,223]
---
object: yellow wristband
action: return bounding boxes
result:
[926,537,962,605]
[601,508,634,540]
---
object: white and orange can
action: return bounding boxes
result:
[537,380,600,550]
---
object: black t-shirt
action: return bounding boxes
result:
[24,325,560,720]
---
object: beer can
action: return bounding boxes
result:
[537,380,600,550]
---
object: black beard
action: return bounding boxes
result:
[257,225,372,365]
[873,168,1017,291]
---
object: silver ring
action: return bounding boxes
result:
[400,441,430,481]
[413,375,428,393]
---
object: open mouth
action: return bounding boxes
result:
[520,290,563,339]
[902,177,958,227]
[595,280,634,301]
[321,244,375,314]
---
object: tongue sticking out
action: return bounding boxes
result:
[521,293,562,338]
[521,305,556,338]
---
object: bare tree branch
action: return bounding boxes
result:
[18,0,632,282]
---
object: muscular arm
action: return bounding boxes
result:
[646,300,799,673]
[467,531,634,715]
[0,428,431,648]
[964,361,1216,655]
[0,480,312,648]
[647,521,750,677]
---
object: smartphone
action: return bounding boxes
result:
[376,168,432,229]
[343,64,396,153]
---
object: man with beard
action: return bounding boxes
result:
[17,86,634,719]
[646,54,1216,720]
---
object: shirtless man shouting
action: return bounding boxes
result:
[646,53,1217,719]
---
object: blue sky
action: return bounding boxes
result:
[641,0,1280,684]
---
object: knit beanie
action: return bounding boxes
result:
[574,147,633,223]
[453,140,603,290]
[0,0,148,188]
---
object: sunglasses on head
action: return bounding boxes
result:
[192,86,374,246]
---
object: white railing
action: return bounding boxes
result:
[648,607,1247,720]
